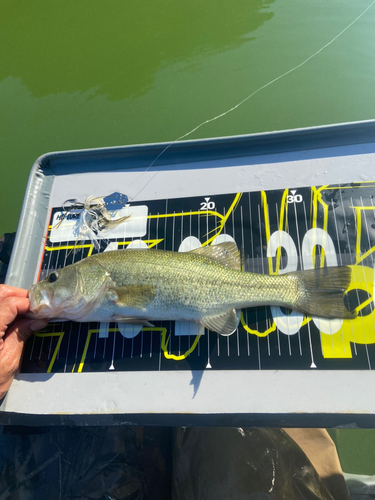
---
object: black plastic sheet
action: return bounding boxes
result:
[172,428,350,500]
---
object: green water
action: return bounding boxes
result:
[1,0,375,473]
[1,0,375,236]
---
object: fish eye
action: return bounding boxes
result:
[48,272,59,283]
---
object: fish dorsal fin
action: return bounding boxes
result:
[110,285,156,309]
[198,309,239,336]
[188,242,241,270]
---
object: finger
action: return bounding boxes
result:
[5,319,49,348]
[0,285,29,301]
[0,297,31,335]
[0,319,48,399]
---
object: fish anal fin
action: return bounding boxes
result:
[111,285,156,309]
[189,242,241,270]
[199,309,239,336]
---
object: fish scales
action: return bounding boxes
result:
[87,249,291,316]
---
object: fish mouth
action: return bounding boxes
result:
[29,285,55,317]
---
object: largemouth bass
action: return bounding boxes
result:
[29,242,355,335]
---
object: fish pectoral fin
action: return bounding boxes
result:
[114,317,155,327]
[111,285,157,309]
[199,309,239,336]
[188,242,242,270]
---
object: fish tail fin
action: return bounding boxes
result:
[288,266,356,320]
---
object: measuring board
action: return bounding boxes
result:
[3,121,375,426]
[21,182,375,375]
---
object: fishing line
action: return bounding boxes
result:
[130,0,375,201]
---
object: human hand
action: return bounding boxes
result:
[0,285,48,399]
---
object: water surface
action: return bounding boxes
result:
[0,0,374,233]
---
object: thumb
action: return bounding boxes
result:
[0,319,48,399]
[9,319,49,344]
[1,319,49,363]
[0,319,48,374]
